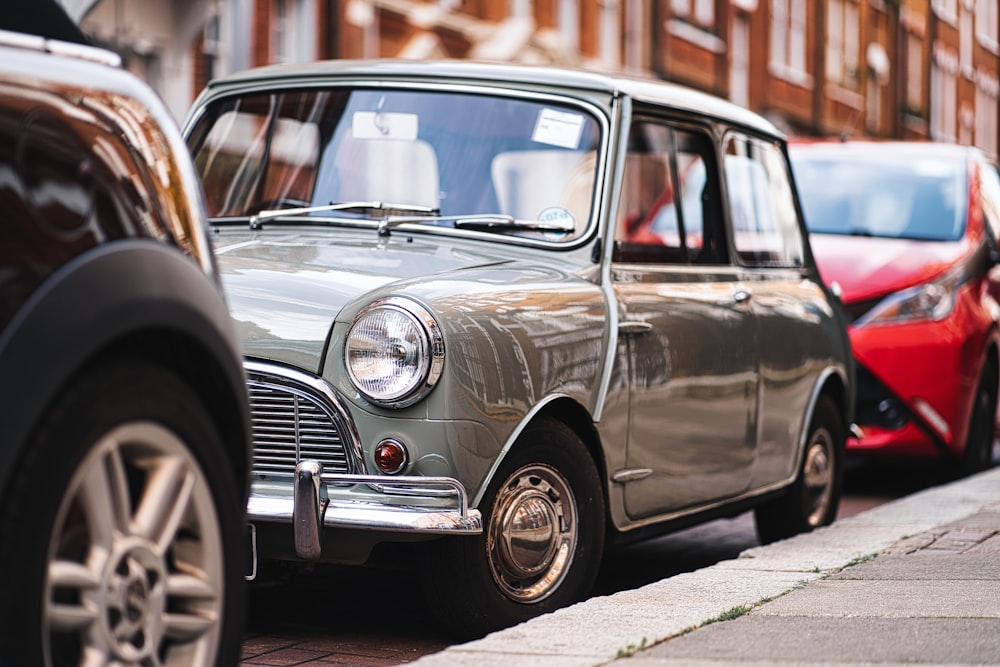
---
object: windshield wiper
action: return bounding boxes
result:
[248,201,440,230]
[453,214,575,234]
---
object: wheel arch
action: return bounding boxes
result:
[818,365,852,436]
[0,240,251,501]
[474,395,607,510]
[792,366,851,478]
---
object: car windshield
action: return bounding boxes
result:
[186,87,603,242]
[790,150,968,242]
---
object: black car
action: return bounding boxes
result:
[0,26,251,667]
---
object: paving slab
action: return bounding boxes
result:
[755,579,1000,617]
[637,617,1000,664]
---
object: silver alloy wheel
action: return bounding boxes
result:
[486,463,577,603]
[802,426,834,528]
[44,421,223,666]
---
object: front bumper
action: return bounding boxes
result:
[244,361,483,563]
[249,461,483,561]
[848,305,983,457]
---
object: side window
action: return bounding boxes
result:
[614,120,724,264]
[981,162,1000,247]
[724,134,805,268]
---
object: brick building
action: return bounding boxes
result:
[75,0,998,158]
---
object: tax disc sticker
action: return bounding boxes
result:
[531,109,585,149]
[537,206,575,232]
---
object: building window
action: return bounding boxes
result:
[975,84,998,154]
[672,0,715,28]
[905,31,923,113]
[960,6,973,74]
[931,60,958,142]
[976,0,999,51]
[770,0,808,83]
[270,0,315,64]
[272,0,293,63]
[826,0,860,87]
[559,0,579,55]
[730,15,750,107]
[598,0,620,67]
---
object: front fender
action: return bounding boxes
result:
[325,270,609,500]
[0,239,249,497]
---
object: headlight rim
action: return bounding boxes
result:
[344,296,445,408]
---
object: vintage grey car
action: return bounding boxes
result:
[184,60,854,637]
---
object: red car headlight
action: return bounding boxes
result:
[856,265,963,326]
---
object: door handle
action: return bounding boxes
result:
[619,321,653,335]
[732,289,752,304]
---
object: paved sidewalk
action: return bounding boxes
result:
[413,467,1000,666]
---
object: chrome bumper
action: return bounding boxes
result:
[248,460,483,560]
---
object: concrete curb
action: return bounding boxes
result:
[411,467,1000,667]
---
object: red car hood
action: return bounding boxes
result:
[810,234,971,303]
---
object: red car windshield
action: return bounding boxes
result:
[791,151,968,242]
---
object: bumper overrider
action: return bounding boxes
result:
[244,361,483,562]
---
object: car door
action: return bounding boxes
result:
[612,117,758,520]
[723,132,833,487]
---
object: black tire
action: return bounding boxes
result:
[0,358,246,667]
[755,396,844,545]
[958,362,998,477]
[420,418,605,640]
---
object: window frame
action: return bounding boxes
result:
[612,114,727,266]
[722,132,807,270]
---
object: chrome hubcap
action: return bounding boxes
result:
[487,464,577,603]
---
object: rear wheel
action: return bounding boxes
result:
[420,418,604,639]
[0,359,246,667]
[755,396,844,544]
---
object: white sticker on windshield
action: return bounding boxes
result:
[352,111,419,141]
[531,109,585,149]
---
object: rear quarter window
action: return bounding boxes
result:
[724,134,805,268]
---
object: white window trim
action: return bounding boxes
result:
[932,0,958,25]
[667,19,725,54]
[975,0,1000,54]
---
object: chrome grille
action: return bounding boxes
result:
[248,370,354,480]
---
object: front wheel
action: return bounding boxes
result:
[958,362,998,477]
[755,396,844,545]
[420,418,605,639]
[0,359,246,667]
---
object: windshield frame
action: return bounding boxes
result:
[185,79,612,251]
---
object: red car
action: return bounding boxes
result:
[790,140,1000,475]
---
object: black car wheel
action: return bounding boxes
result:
[0,358,246,667]
[755,396,844,545]
[959,362,998,476]
[420,417,604,639]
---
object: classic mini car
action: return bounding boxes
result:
[184,60,854,637]
[791,140,1000,475]
[0,24,251,667]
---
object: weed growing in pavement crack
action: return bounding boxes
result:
[844,553,877,568]
[701,604,752,626]
[615,637,648,659]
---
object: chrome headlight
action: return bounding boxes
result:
[344,297,444,408]
[857,265,963,326]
